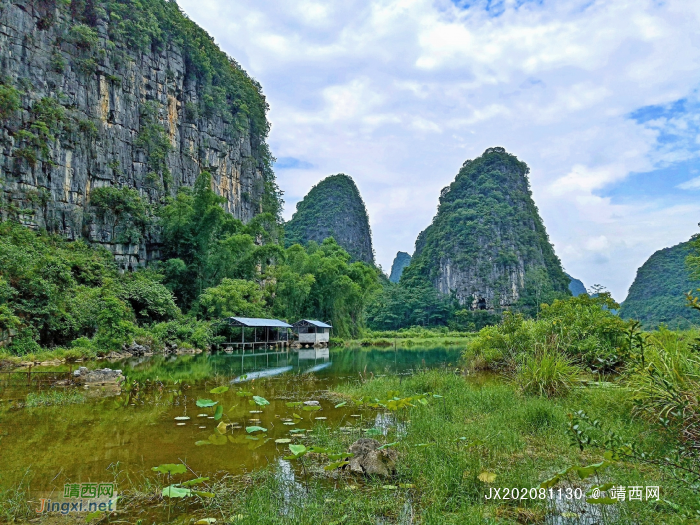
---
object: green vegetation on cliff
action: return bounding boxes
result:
[285,174,374,264]
[620,239,700,329]
[401,147,570,313]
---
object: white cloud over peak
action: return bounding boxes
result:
[180,0,700,299]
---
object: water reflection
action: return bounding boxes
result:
[0,346,463,493]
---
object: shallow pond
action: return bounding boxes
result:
[0,347,463,494]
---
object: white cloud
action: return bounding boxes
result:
[677,176,700,190]
[179,0,700,300]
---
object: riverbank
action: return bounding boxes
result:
[344,327,474,348]
[4,368,696,524]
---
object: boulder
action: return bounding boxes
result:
[348,438,398,477]
[73,367,124,384]
[123,341,148,356]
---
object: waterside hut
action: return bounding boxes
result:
[220,317,292,350]
[292,320,332,347]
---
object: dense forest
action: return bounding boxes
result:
[0,171,381,355]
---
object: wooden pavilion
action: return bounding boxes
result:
[220,317,293,350]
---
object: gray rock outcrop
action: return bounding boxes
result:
[348,438,397,477]
[73,366,124,383]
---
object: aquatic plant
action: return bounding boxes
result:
[24,389,86,407]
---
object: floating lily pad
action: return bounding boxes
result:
[252,396,270,406]
[176,422,186,426]
[275,438,292,444]
[210,386,229,394]
[250,410,263,414]
[334,402,347,408]
[199,426,207,429]
[285,401,303,407]
[174,416,190,421]
[195,440,211,446]
[152,464,187,475]
[302,405,321,412]
[216,421,228,433]
[314,417,327,420]
[246,426,267,433]
[283,422,296,426]
[289,429,306,434]
[195,519,217,525]
[198,414,208,418]
[196,399,218,408]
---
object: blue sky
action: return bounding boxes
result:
[180,0,700,300]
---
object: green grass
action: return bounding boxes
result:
[11,371,698,524]
[24,389,86,407]
[108,371,697,524]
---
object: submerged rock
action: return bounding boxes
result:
[348,438,398,477]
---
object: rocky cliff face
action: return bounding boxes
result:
[389,251,411,283]
[0,0,275,269]
[402,147,570,310]
[620,239,700,329]
[285,173,374,264]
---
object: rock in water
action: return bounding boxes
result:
[389,252,412,283]
[348,438,397,477]
[402,147,570,310]
[620,239,700,329]
[0,1,277,270]
[285,174,374,264]
[74,367,124,384]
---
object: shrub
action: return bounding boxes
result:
[0,83,21,120]
[515,348,581,397]
[627,328,700,448]
[69,24,99,49]
[465,294,628,371]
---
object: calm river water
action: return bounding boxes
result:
[0,347,463,493]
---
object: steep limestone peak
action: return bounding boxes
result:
[285,174,374,264]
[402,147,570,310]
[389,251,411,283]
[620,239,700,329]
